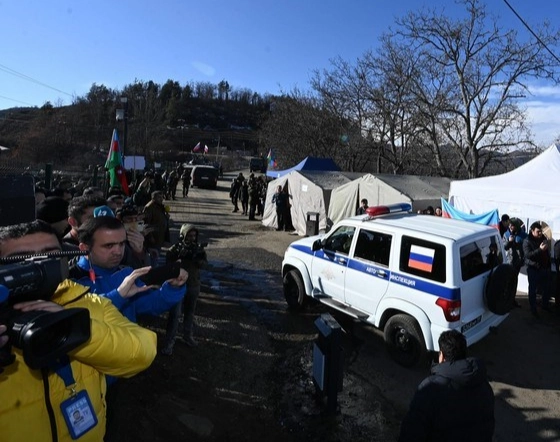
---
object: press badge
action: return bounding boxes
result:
[60,390,98,439]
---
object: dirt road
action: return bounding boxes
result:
[112,172,560,442]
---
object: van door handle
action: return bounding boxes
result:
[377,270,387,278]
[337,257,347,265]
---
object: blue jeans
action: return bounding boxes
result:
[164,285,200,346]
[527,266,550,311]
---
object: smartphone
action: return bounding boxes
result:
[140,262,181,286]
[124,220,145,233]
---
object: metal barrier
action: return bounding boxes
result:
[313,313,344,414]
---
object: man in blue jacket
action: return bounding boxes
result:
[398,330,495,442]
[69,215,187,323]
[68,215,187,440]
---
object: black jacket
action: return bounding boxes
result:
[523,234,550,269]
[399,357,494,442]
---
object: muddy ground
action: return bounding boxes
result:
[110,173,560,442]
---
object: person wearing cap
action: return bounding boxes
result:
[162,223,207,353]
[35,196,70,239]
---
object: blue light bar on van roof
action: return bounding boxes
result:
[365,203,412,218]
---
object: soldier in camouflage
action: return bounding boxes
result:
[162,223,208,354]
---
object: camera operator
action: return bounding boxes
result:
[162,223,207,354]
[0,220,157,442]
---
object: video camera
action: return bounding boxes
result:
[175,241,208,261]
[0,253,91,370]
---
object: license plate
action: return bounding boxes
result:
[461,315,482,333]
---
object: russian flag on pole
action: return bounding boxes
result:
[105,128,129,195]
[192,142,201,153]
[204,144,209,154]
[408,245,435,272]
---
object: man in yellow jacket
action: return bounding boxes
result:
[0,220,157,442]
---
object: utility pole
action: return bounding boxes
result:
[178,118,186,160]
[116,97,129,167]
[121,96,129,169]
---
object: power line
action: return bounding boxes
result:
[0,94,35,106]
[0,62,73,97]
[502,0,560,65]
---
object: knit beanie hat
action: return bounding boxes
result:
[36,196,69,224]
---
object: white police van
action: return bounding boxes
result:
[282,203,516,366]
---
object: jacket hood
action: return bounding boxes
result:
[180,223,198,240]
[431,357,487,389]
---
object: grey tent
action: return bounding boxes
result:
[262,170,361,235]
[328,173,452,224]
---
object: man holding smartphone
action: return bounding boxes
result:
[68,216,187,323]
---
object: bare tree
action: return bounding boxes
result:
[311,57,380,172]
[389,0,560,178]
[259,89,348,169]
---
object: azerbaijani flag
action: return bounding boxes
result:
[267,149,277,168]
[192,142,201,153]
[408,245,435,272]
[105,129,129,195]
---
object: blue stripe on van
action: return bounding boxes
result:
[289,243,460,301]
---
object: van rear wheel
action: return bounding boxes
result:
[384,314,425,367]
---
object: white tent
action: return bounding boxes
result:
[449,144,560,239]
[449,144,560,294]
[328,173,452,225]
[262,171,360,235]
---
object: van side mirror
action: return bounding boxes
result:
[312,239,323,252]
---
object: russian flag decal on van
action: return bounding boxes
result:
[408,245,435,272]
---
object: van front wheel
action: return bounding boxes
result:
[283,270,306,311]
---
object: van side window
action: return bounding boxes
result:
[354,230,392,266]
[460,237,502,281]
[400,236,446,283]
[323,226,356,255]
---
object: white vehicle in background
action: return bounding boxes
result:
[282,203,517,366]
